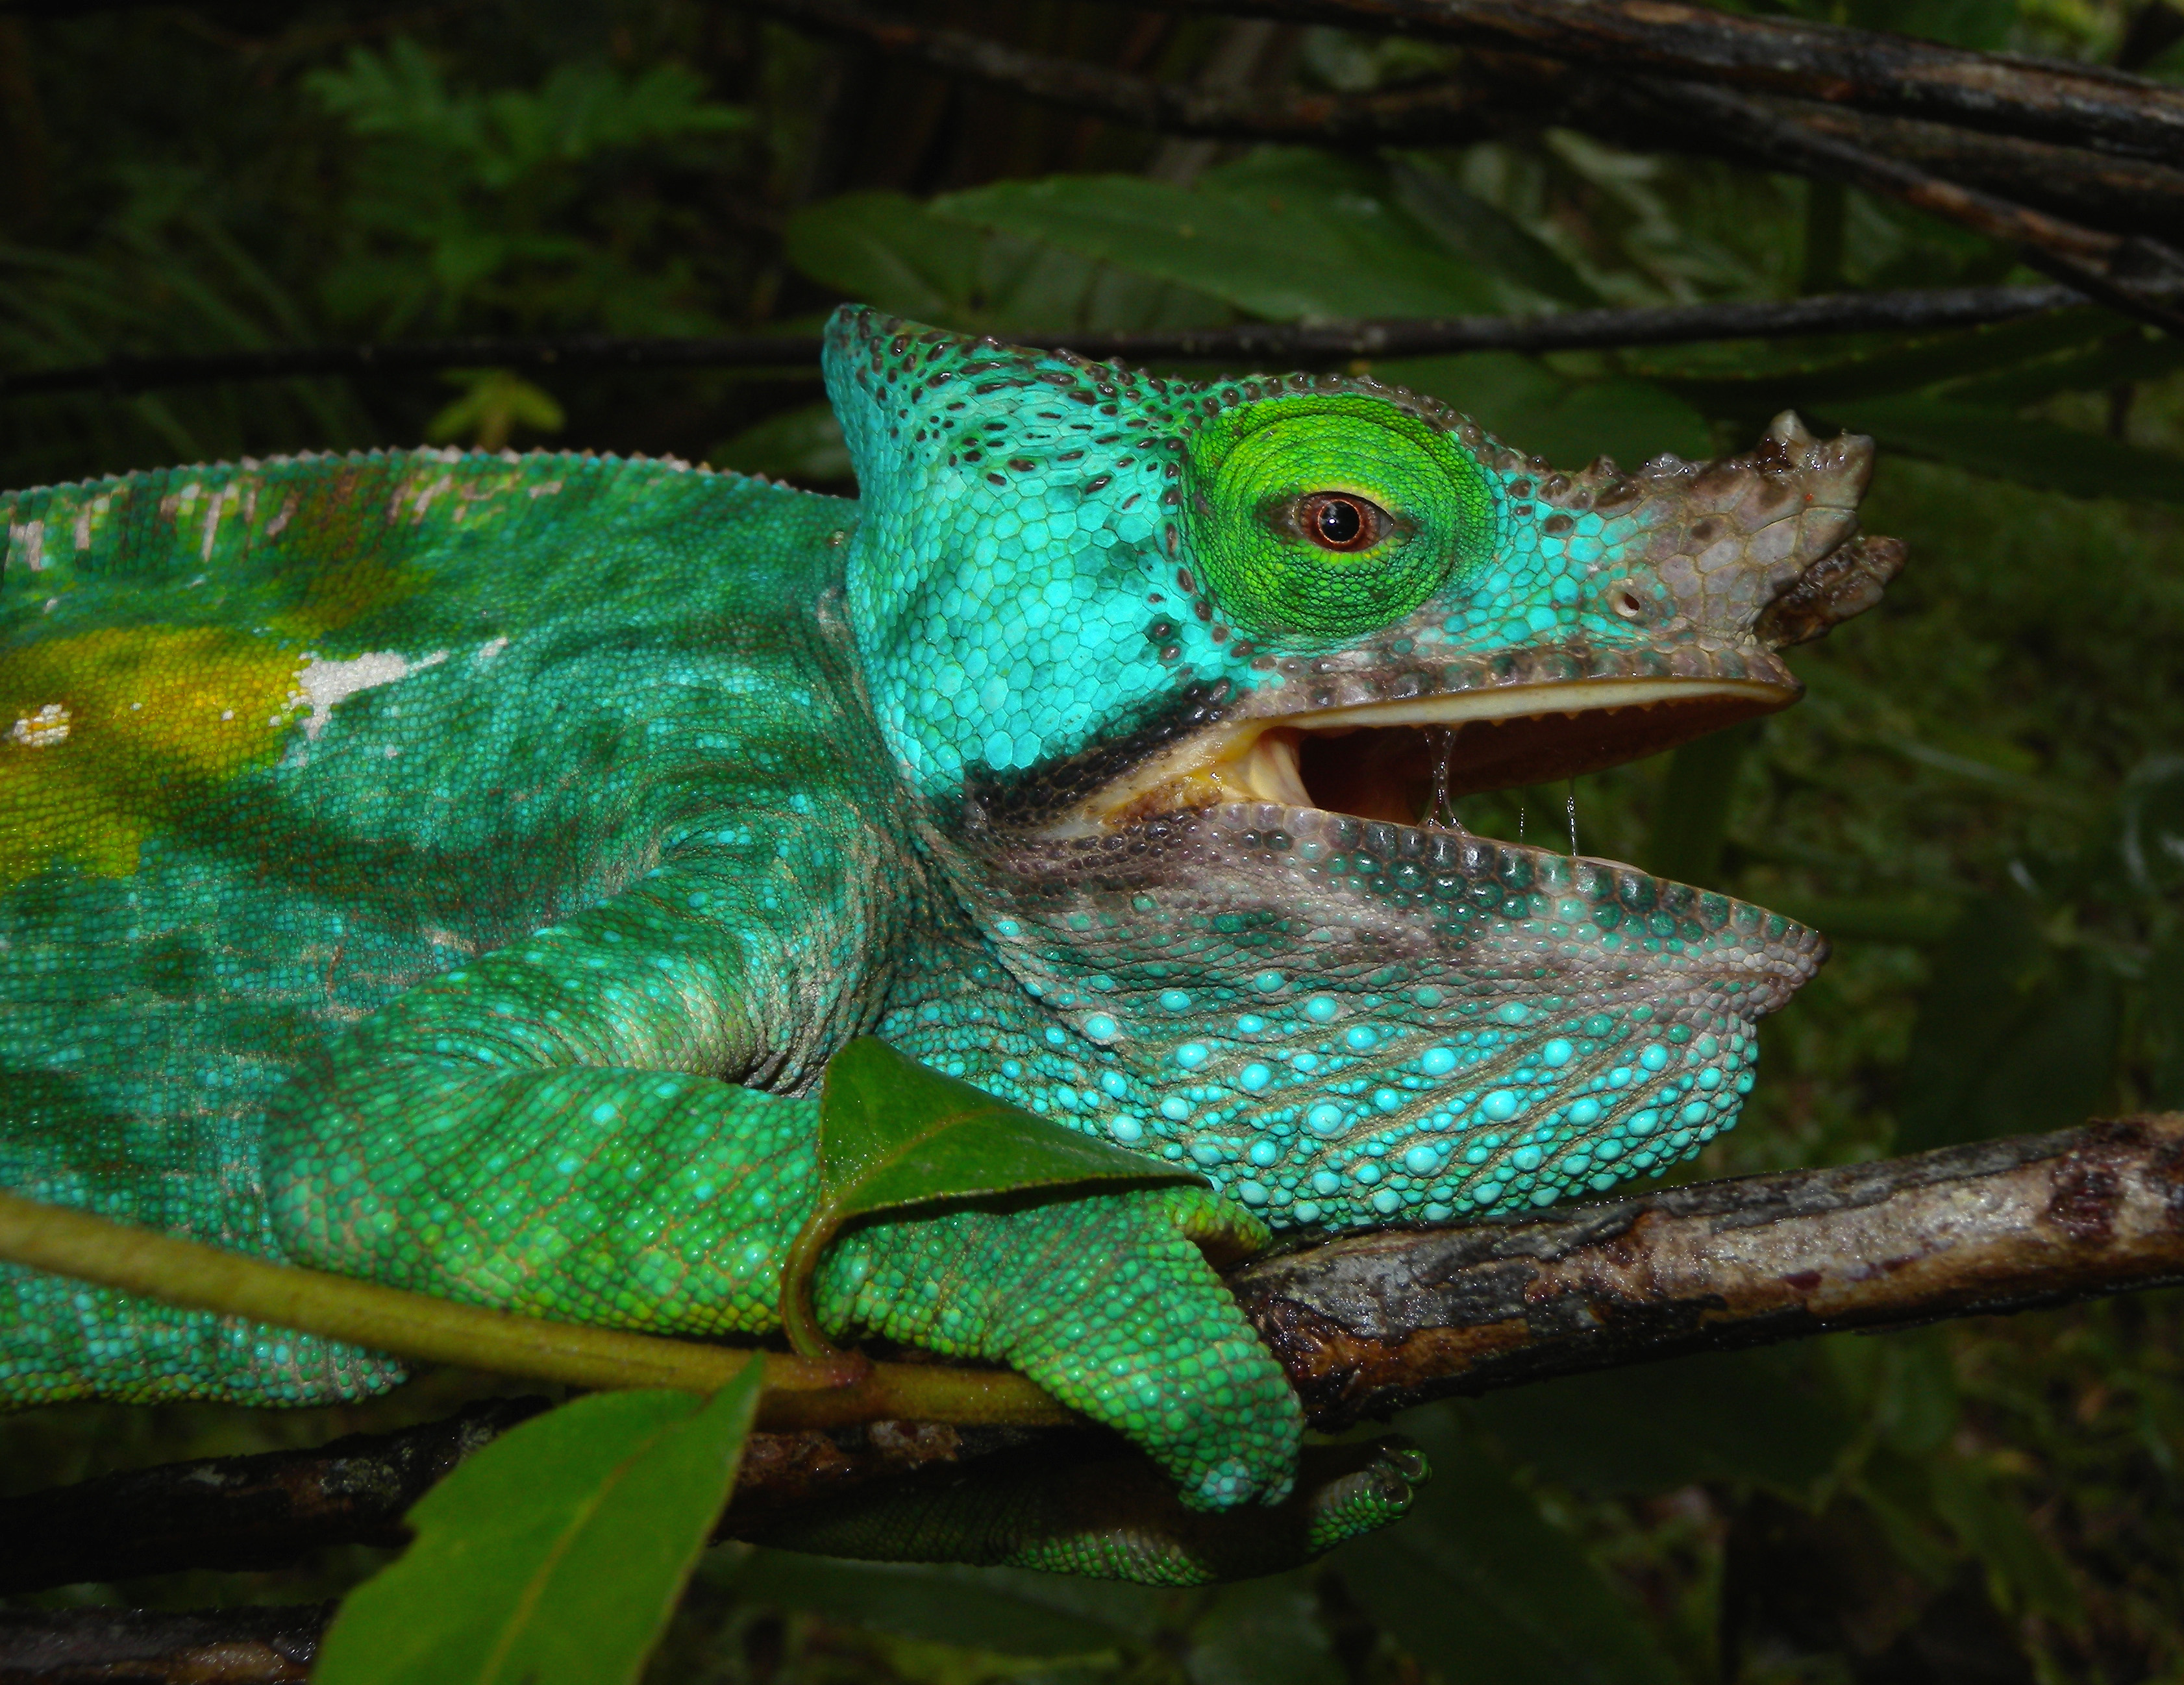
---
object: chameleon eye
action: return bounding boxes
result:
[1300,493,1385,552]
[1185,399,1493,641]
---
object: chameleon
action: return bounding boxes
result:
[0,305,1900,1578]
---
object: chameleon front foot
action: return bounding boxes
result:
[728,1434,1429,1586]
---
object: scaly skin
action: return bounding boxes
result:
[0,306,1899,1576]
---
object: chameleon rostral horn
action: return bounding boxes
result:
[0,305,1898,1576]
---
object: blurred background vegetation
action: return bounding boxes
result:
[3,0,2184,1679]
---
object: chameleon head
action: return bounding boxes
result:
[827,306,1902,1228]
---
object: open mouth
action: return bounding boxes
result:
[1078,678,1797,833]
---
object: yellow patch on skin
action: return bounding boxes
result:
[0,626,308,887]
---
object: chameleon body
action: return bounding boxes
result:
[0,307,1898,1573]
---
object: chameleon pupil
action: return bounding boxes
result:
[1311,496,1367,548]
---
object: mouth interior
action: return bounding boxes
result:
[1089,680,1795,833]
[1288,688,1780,825]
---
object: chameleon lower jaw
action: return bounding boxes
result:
[1065,674,1796,840]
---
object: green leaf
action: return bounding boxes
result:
[1328,1408,1685,1685]
[2120,754,2184,902]
[779,1039,1194,1355]
[1634,309,2124,413]
[2145,934,2184,1109]
[1464,1347,1856,1499]
[1376,353,1713,471]
[1831,396,2184,504]
[1941,330,2184,410]
[1385,156,1600,308]
[784,191,1231,336]
[1896,896,2122,1151]
[722,1552,1167,1656]
[1927,1457,2087,1630]
[1185,1571,1343,1685]
[1644,721,1762,887]
[316,1370,762,1685]
[934,152,1500,323]
[786,191,976,328]
[425,368,564,452]
[709,401,850,487]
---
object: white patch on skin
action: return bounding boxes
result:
[409,475,454,522]
[201,485,238,561]
[527,480,564,499]
[473,635,510,665]
[291,648,450,741]
[8,703,69,748]
[8,521,44,572]
[266,493,297,538]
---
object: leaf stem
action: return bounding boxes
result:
[0,1192,1073,1429]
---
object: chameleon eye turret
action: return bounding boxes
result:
[1185,395,1494,640]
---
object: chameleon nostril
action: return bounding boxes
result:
[1611,587,1645,620]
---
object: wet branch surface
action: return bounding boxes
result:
[4,1115,2181,1679]
[1123,0,2184,162]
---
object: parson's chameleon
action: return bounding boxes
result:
[0,306,1900,1577]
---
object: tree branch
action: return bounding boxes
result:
[0,283,2141,403]
[1117,0,2184,163]
[747,0,2184,329]
[1615,78,2184,334]
[1,1114,2179,1608]
[1235,1112,2184,1425]
[0,1605,327,1685]
[743,0,1516,144]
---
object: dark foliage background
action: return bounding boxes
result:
[3,1,2184,1680]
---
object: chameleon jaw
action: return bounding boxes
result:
[1055,676,1796,838]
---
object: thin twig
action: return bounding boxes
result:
[752,0,2184,331]
[3,1114,2180,1601]
[743,0,1511,143]
[1113,0,2184,163]
[0,284,2126,402]
[1622,77,2184,334]
[748,2,2184,247]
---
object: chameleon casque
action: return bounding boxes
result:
[0,306,1901,1575]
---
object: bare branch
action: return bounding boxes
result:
[0,1605,327,1685]
[1116,0,2184,164]
[1234,1113,2184,1425]
[744,0,2184,326]
[0,283,2133,404]
[1613,79,2184,334]
[0,1398,546,1592]
[3,1116,2180,1605]
[743,0,1513,143]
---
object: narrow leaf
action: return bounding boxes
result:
[784,191,1230,337]
[724,1553,1168,1656]
[1330,1408,1683,1685]
[315,1370,762,1685]
[780,1038,1193,1355]
[1376,353,1712,472]
[1834,396,2184,504]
